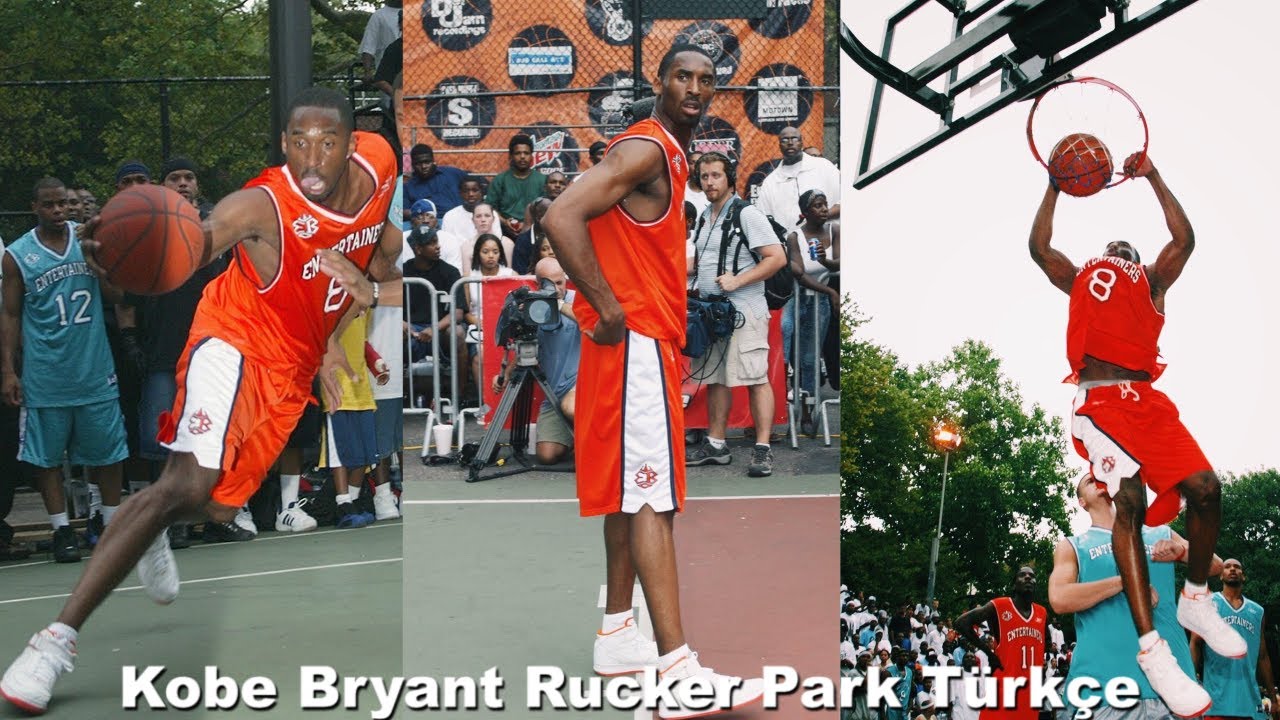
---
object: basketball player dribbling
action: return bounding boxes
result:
[955,567,1047,720]
[1029,152,1245,716]
[542,43,765,719]
[1,87,403,714]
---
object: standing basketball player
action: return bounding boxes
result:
[1050,473,1222,720]
[542,44,765,718]
[1191,559,1279,720]
[0,87,402,714]
[1029,153,1245,715]
[955,567,1047,720]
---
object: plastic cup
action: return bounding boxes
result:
[433,424,454,455]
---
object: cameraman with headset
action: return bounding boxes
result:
[491,257,579,465]
[686,152,786,477]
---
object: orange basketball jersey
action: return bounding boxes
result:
[189,131,397,382]
[1066,256,1165,383]
[981,597,1047,720]
[574,118,689,343]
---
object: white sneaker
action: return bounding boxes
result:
[593,619,658,675]
[1136,638,1211,718]
[372,487,400,521]
[657,651,765,720]
[275,504,318,533]
[1177,590,1247,659]
[136,530,180,605]
[234,507,258,536]
[0,626,77,714]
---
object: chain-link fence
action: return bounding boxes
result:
[400,0,836,202]
[0,74,390,243]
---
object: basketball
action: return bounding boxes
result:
[94,184,206,295]
[1048,133,1113,197]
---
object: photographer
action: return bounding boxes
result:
[686,152,787,477]
[491,258,579,465]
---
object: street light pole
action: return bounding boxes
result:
[926,421,961,605]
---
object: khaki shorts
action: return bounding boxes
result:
[691,306,770,387]
[537,399,573,448]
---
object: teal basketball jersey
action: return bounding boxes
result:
[1203,593,1265,719]
[1066,525,1193,701]
[6,223,118,407]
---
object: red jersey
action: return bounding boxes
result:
[1066,256,1165,383]
[981,597,1047,720]
[574,118,688,343]
[189,131,397,383]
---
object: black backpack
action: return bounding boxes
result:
[696,198,795,310]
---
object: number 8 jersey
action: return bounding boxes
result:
[1066,256,1165,383]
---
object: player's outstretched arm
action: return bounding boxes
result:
[1133,156,1195,295]
[0,254,25,407]
[1155,530,1222,576]
[203,188,280,262]
[542,137,666,346]
[1047,537,1124,614]
[1028,184,1078,295]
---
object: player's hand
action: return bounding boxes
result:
[1,373,22,407]
[1149,585,1160,608]
[316,249,373,309]
[78,216,108,276]
[1123,152,1154,178]
[319,339,357,415]
[716,272,741,293]
[585,311,626,346]
[1151,538,1185,563]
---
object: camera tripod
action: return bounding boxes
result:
[466,339,573,482]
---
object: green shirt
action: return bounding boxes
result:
[485,169,547,222]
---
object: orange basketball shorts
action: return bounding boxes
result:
[1071,380,1212,526]
[574,329,686,517]
[158,336,312,509]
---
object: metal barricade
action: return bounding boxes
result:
[787,270,840,448]
[402,277,445,458]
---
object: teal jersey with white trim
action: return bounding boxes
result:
[6,224,118,407]
[1066,525,1193,700]
[1203,593,1265,719]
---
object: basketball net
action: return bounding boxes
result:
[1027,77,1149,191]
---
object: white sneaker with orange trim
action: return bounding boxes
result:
[1136,638,1211,718]
[0,625,77,714]
[1177,589,1247,659]
[657,651,765,720]
[593,618,658,675]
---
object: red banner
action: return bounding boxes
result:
[474,275,543,427]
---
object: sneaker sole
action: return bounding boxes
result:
[747,468,773,477]
[594,664,653,676]
[686,457,732,467]
[1170,699,1211,719]
[0,685,47,714]
[659,692,765,720]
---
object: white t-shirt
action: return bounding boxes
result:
[685,186,709,217]
[367,305,402,401]
[441,206,506,252]
[436,228,466,273]
[754,153,841,230]
[359,5,401,70]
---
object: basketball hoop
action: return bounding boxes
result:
[1026,77,1149,193]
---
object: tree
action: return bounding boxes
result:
[0,0,378,239]
[840,309,1075,618]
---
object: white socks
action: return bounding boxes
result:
[707,437,726,450]
[602,610,633,634]
[280,474,301,508]
[1138,631,1160,652]
[335,493,351,507]
[47,622,77,643]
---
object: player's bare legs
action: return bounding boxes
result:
[1177,470,1221,586]
[33,467,67,519]
[89,462,123,508]
[1111,475,1155,634]
[603,513,637,614]
[57,452,221,628]
[628,506,685,654]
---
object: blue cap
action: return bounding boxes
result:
[410,199,437,216]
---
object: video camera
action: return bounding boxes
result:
[494,278,561,348]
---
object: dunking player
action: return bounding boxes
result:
[1191,559,1279,720]
[1029,153,1245,715]
[542,43,766,718]
[1050,473,1223,720]
[955,567,1047,720]
[0,87,402,713]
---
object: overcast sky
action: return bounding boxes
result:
[841,1,1279,530]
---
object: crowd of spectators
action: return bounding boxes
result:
[838,587,1074,720]
[402,118,843,473]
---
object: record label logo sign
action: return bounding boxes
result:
[584,0,653,45]
[508,25,576,92]
[587,71,636,137]
[750,0,813,39]
[746,63,814,134]
[426,76,496,147]
[423,0,492,51]
[674,21,740,85]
